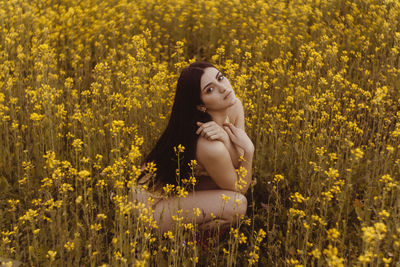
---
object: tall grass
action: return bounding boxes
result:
[1,0,400,265]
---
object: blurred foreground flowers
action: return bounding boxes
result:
[1,0,400,265]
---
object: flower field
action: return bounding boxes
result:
[1,0,400,266]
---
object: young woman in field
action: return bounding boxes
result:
[131,61,255,232]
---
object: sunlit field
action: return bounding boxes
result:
[1,0,400,266]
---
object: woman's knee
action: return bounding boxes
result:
[234,193,247,217]
[223,192,247,222]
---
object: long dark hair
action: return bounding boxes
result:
[139,61,215,189]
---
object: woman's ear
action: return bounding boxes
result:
[196,105,207,112]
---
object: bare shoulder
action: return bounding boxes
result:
[196,136,228,160]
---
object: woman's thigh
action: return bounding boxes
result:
[153,190,247,232]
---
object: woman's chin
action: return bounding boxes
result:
[229,96,238,106]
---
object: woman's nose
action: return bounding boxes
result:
[219,85,227,93]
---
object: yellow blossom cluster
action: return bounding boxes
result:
[1,0,400,265]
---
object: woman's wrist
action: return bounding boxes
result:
[243,144,255,155]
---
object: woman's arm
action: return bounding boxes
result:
[196,120,242,168]
[226,98,245,165]
[196,99,245,168]
[196,126,254,194]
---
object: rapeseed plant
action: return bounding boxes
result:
[1,0,400,265]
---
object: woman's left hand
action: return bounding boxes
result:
[196,121,230,144]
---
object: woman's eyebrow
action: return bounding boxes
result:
[202,71,220,91]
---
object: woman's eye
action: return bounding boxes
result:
[218,75,224,81]
[207,87,214,93]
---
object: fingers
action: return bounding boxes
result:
[196,121,217,135]
[197,126,212,136]
[208,134,220,140]
[196,124,203,135]
[196,121,224,141]
[223,122,238,135]
[223,124,235,139]
[196,122,203,134]
[202,130,218,139]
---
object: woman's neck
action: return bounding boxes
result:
[207,109,229,126]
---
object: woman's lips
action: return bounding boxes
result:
[224,91,232,100]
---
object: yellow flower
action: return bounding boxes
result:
[46,250,57,261]
[378,210,390,218]
[111,120,125,135]
[188,159,197,168]
[183,223,194,230]
[309,248,321,259]
[75,195,82,204]
[350,147,364,160]
[7,199,20,212]
[90,223,102,231]
[273,174,284,183]
[30,112,45,122]
[172,215,183,222]
[236,166,247,178]
[374,222,387,240]
[175,186,188,198]
[361,222,387,244]
[70,140,83,154]
[324,168,339,179]
[383,257,392,266]
[289,192,308,203]
[288,208,306,218]
[244,51,252,59]
[315,146,327,156]
[321,191,334,201]
[97,213,107,220]
[145,162,157,173]
[239,232,247,244]
[358,251,373,264]
[163,231,174,240]
[64,241,75,251]
[173,144,185,154]
[323,245,344,267]
[327,228,340,240]
[221,194,231,203]
[18,209,38,223]
[193,208,202,217]
[257,229,266,241]
[95,179,106,189]
[78,170,90,180]
[386,145,394,153]
[61,183,74,193]
[163,184,175,194]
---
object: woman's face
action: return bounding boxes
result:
[199,67,237,112]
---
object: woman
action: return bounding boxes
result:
[132,61,255,232]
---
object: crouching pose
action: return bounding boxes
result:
[131,61,255,232]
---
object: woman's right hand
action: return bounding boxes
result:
[223,122,254,154]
